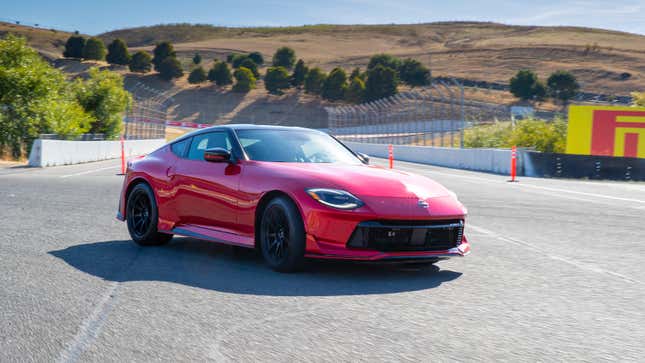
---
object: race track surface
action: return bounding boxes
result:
[1,158,644,362]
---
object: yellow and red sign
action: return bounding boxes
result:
[567,105,645,158]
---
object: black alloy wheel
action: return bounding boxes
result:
[260,197,305,272]
[126,183,173,246]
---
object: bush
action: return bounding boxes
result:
[367,54,401,71]
[547,71,579,103]
[239,58,260,78]
[272,46,296,69]
[63,35,85,58]
[192,52,202,65]
[231,54,251,68]
[188,66,207,84]
[248,51,264,65]
[399,58,430,87]
[152,41,176,71]
[82,37,106,60]
[208,61,233,86]
[226,53,238,63]
[345,77,366,104]
[510,69,544,101]
[158,57,183,81]
[291,59,308,87]
[365,65,398,101]
[304,67,326,95]
[322,67,347,101]
[265,66,291,94]
[464,119,567,153]
[106,39,130,65]
[73,67,132,138]
[129,51,152,73]
[350,67,366,82]
[233,67,256,93]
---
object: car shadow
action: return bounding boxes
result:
[49,237,462,297]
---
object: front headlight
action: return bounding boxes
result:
[306,188,364,210]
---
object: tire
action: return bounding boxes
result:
[259,196,306,272]
[126,183,173,246]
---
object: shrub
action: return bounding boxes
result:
[158,57,183,81]
[208,61,233,86]
[345,77,366,104]
[272,46,296,69]
[367,53,401,71]
[106,39,130,65]
[248,51,264,65]
[188,66,207,84]
[399,58,430,87]
[226,53,238,63]
[239,57,260,78]
[304,67,326,95]
[192,52,202,65]
[264,66,291,94]
[152,41,176,71]
[231,54,251,68]
[510,69,543,101]
[82,37,106,60]
[464,119,566,153]
[350,67,366,82]
[233,67,256,93]
[547,71,580,103]
[364,65,398,101]
[129,51,152,73]
[63,35,85,58]
[321,67,347,101]
[291,59,308,87]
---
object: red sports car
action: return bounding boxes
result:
[117,125,470,272]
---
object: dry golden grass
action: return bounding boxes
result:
[0,22,73,59]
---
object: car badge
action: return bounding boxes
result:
[417,200,429,209]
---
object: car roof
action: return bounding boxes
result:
[170,124,325,143]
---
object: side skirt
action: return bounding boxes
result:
[162,224,255,249]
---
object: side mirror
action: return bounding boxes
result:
[357,152,369,164]
[204,148,231,163]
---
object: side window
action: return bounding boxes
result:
[170,138,191,158]
[187,132,232,161]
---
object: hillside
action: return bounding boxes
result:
[0,22,74,59]
[100,22,645,96]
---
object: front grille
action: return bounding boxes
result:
[347,219,464,252]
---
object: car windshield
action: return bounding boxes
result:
[236,129,362,164]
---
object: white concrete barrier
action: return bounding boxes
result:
[28,139,166,167]
[346,142,513,175]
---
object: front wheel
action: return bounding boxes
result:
[126,183,173,246]
[260,196,306,272]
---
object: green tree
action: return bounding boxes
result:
[264,66,291,94]
[208,61,233,86]
[248,51,264,65]
[291,59,308,87]
[367,53,401,71]
[231,54,251,68]
[272,46,296,69]
[399,58,430,87]
[129,51,152,73]
[233,67,256,93]
[73,67,132,138]
[239,57,260,78]
[192,52,202,65]
[349,67,366,82]
[345,77,366,104]
[364,65,398,101]
[304,67,326,95]
[106,38,130,65]
[152,41,176,71]
[158,57,183,81]
[510,69,543,101]
[82,37,106,60]
[547,70,580,104]
[322,67,347,101]
[188,66,207,84]
[63,35,85,59]
[226,53,238,63]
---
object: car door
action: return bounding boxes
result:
[172,131,242,233]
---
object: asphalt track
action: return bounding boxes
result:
[1,157,644,362]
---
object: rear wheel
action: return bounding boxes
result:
[126,183,173,246]
[260,197,305,272]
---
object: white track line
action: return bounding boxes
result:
[469,224,642,285]
[59,165,120,178]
